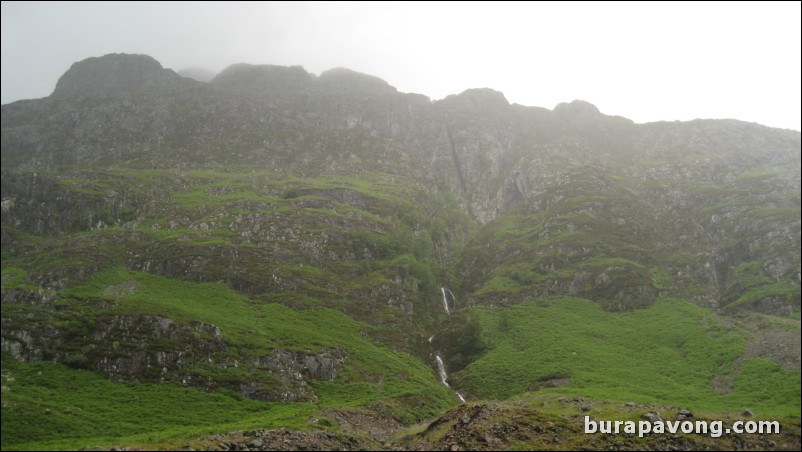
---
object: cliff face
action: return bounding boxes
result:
[4,53,798,311]
[4,54,799,217]
[1,54,800,407]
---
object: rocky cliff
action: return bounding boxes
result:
[3,53,798,314]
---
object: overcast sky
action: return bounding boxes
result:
[2,1,800,130]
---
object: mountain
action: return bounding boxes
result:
[1,53,799,450]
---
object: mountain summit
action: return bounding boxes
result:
[53,53,183,97]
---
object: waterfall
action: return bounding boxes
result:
[434,287,464,402]
[435,355,450,387]
[435,354,467,403]
[440,287,451,315]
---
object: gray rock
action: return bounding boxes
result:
[641,412,663,423]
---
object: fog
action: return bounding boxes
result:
[2,1,800,130]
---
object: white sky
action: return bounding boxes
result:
[2,1,800,131]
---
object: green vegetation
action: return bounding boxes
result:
[432,311,486,373]
[1,357,312,450]
[2,165,799,450]
[726,282,800,312]
[453,297,800,418]
[1,267,39,290]
[1,169,476,449]
[475,276,523,297]
[2,269,455,449]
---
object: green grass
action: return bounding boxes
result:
[1,267,39,290]
[453,297,800,417]
[2,269,455,449]
[1,357,312,450]
[3,165,799,449]
[725,282,801,312]
[724,358,801,416]
[1,168,469,448]
[649,267,672,289]
[59,268,449,382]
[475,276,524,297]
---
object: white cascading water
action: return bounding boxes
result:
[435,355,450,387]
[440,287,451,315]
[435,354,466,403]
[435,288,464,402]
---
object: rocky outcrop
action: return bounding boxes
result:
[0,303,344,402]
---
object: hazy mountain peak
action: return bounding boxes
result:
[316,67,395,92]
[451,88,510,108]
[553,99,601,116]
[212,63,312,82]
[52,53,178,97]
[210,63,314,96]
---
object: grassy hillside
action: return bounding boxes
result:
[1,169,471,449]
[452,297,800,418]
[2,167,799,450]
[1,269,455,449]
[456,168,801,317]
[2,357,310,450]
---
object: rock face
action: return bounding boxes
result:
[0,306,344,401]
[4,53,798,219]
[2,54,799,313]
